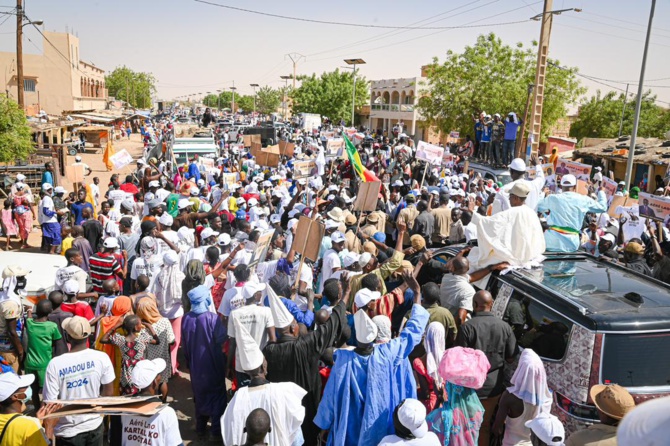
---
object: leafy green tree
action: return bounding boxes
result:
[255,86,282,115]
[236,95,255,113]
[105,66,157,109]
[291,69,369,125]
[570,90,670,140]
[418,33,585,141]
[202,94,219,108]
[0,95,33,163]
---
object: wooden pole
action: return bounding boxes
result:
[420,162,429,188]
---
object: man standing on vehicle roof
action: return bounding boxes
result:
[491,156,544,215]
[537,174,608,252]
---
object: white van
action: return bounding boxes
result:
[0,251,67,305]
[173,143,219,165]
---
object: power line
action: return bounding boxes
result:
[581,10,670,35]
[195,0,530,30]
[554,22,670,49]
[565,15,670,40]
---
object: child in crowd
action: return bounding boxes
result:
[100,314,159,395]
[25,299,62,409]
[1,199,18,250]
[47,290,74,356]
[60,225,74,255]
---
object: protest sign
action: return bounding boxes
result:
[608,196,637,218]
[321,131,335,139]
[342,178,350,188]
[251,134,261,145]
[325,138,345,158]
[109,149,133,170]
[354,181,381,212]
[602,177,618,198]
[278,140,295,158]
[556,160,592,183]
[292,215,324,262]
[243,135,252,147]
[527,163,555,180]
[415,141,445,166]
[256,150,280,168]
[250,142,263,157]
[66,163,85,186]
[248,229,275,267]
[638,192,670,221]
[576,180,589,196]
[221,173,237,190]
[442,152,455,168]
[294,160,318,178]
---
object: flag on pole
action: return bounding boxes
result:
[343,134,379,182]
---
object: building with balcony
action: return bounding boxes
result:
[369,76,429,141]
[0,31,107,116]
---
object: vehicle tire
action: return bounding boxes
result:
[68,147,77,156]
[662,140,670,147]
[617,135,630,142]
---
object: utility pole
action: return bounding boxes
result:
[250,83,259,115]
[618,83,630,138]
[280,75,292,120]
[625,0,656,190]
[285,53,305,90]
[16,0,24,110]
[344,59,366,127]
[527,4,581,158]
[517,84,535,159]
[230,82,237,114]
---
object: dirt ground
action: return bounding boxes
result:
[19,133,213,444]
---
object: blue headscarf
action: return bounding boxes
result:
[426,382,484,445]
[187,285,212,315]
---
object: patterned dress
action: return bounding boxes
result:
[110,331,153,395]
[145,318,175,383]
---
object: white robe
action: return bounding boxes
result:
[220,382,307,446]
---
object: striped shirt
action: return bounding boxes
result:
[89,252,122,293]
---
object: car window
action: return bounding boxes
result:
[513,299,573,361]
[484,173,496,181]
[601,332,670,387]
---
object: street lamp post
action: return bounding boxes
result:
[280,75,292,120]
[15,0,43,110]
[344,58,365,127]
[231,83,237,114]
[250,83,259,115]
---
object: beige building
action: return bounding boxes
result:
[369,76,429,141]
[0,31,107,115]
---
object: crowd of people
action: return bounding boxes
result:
[0,113,669,446]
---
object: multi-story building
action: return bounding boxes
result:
[0,31,107,115]
[369,75,428,141]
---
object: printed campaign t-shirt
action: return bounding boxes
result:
[54,265,88,293]
[0,414,47,446]
[121,404,183,446]
[43,348,115,438]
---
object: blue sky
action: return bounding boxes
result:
[1,0,669,107]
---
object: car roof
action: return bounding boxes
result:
[433,247,670,332]
[467,162,511,175]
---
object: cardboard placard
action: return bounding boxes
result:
[66,163,85,185]
[442,152,455,168]
[248,229,275,267]
[243,135,252,147]
[278,140,295,158]
[415,141,445,166]
[251,134,261,144]
[294,160,317,178]
[602,177,618,198]
[109,149,133,170]
[576,180,589,195]
[325,138,345,158]
[256,150,280,167]
[638,192,670,221]
[608,196,637,218]
[221,172,238,190]
[40,396,163,419]
[353,181,381,212]
[250,142,263,157]
[555,160,592,183]
[292,215,325,263]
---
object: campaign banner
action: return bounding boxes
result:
[442,152,455,168]
[221,173,238,190]
[638,192,670,221]
[527,163,555,180]
[325,138,345,158]
[294,160,318,178]
[110,149,134,170]
[555,160,592,183]
[602,177,618,198]
[415,141,445,166]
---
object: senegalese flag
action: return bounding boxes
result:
[343,134,379,182]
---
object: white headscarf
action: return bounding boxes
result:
[508,349,552,408]
[0,276,19,305]
[155,250,184,318]
[372,315,392,344]
[424,322,446,389]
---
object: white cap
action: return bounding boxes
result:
[62,278,80,295]
[561,174,577,187]
[148,180,160,188]
[342,251,361,268]
[324,219,340,230]
[525,412,565,446]
[15,182,25,190]
[178,198,192,209]
[131,359,166,390]
[103,237,119,248]
[16,174,25,181]
[397,398,429,439]
[54,186,67,194]
[158,213,173,227]
[297,178,307,186]
[509,158,526,172]
[242,282,266,301]
[392,180,403,187]
[358,252,373,267]
[248,198,258,207]
[236,197,246,205]
[270,214,281,224]
[233,316,265,371]
[217,233,231,246]
[354,288,381,308]
[354,309,378,344]
[137,158,147,165]
[288,218,299,230]
[190,187,199,196]
[595,166,602,171]
[75,155,82,162]
[267,284,294,329]
[288,209,301,219]
[331,231,345,244]
[42,183,53,191]
[0,373,35,402]
[197,179,205,186]
[201,227,219,240]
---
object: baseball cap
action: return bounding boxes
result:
[42,183,53,191]
[236,197,246,205]
[601,233,616,244]
[242,282,267,301]
[54,186,67,194]
[342,251,361,268]
[331,231,345,244]
[392,180,403,187]
[524,412,565,446]
[248,198,258,207]
[201,227,219,240]
[16,174,25,181]
[62,279,80,295]
[235,210,247,220]
[509,158,526,172]
[158,213,173,227]
[509,182,530,198]
[178,198,192,209]
[74,155,82,162]
[190,187,199,196]
[119,217,133,228]
[358,252,373,268]
[103,237,119,249]
[288,209,301,219]
[62,316,92,340]
[217,233,231,246]
[131,358,166,390]
[121,199,134,211]
[354,288,381,308]
[396,398,429,439]
[148,180,160,188]
[561,174,577,187]
[0,373,35,402]
[324,219,340,230]
[270,214,281,224]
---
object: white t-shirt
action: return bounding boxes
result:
[155,188,170,203]
[378,432,441,446]
[55,265,88,293]
[319,249,341,293]
[108,190,130,211]
[121,405,183,446]
[218,286,244,317]
[41,195,58,224]
[43,349,115,438]
[227,305,274,372]
[130,256,162,293]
